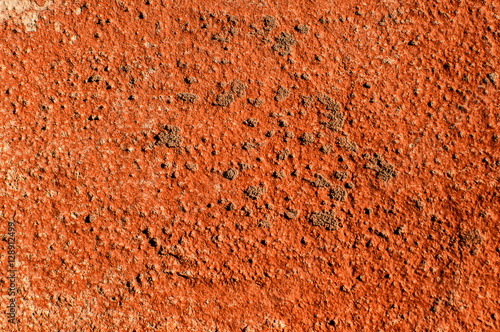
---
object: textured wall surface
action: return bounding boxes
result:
[0,0,499,331]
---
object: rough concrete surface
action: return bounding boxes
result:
[0,0,53,31]
[0,0,499,331]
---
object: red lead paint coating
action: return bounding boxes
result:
[0,0,499,330]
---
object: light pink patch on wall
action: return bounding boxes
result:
[0,0,54,31]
